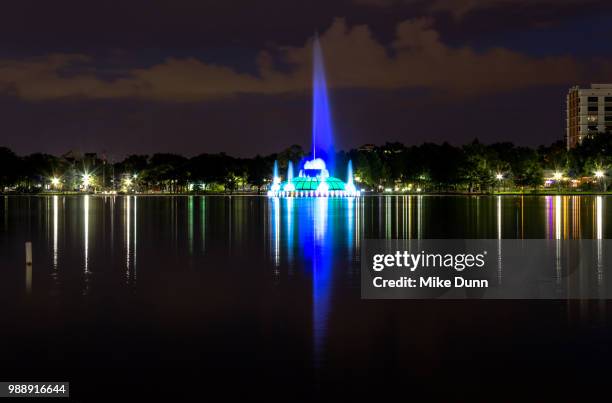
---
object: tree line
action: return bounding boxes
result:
[1,134,611,193]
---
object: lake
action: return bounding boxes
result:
[0,194,610,400]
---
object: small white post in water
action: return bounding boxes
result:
[25,241,32,294]
[25,241,32,265]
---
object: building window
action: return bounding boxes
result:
[588,96,599,102]
[606,97,612,102]
[606,116,612,122]
[588,115,598,123]
[588,106,598,112]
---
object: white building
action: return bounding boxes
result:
[566,84,612,149]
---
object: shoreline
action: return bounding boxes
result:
[2,191,612,197]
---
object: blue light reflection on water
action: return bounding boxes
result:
[270,197,360,366]
[266,194,611,366]
[2,194,612,375]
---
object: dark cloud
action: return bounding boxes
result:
[1,18,608,102]
[0,0,610,156]
[354,0,604,19]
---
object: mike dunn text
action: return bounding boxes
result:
[372,276,489,289]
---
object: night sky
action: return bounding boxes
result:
[1,0,612,159]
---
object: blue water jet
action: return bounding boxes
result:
[345,160,356,194]
[284,161,296,192]
[287,161,294,182]
[271,160,281,193]
[311,34,335,171]
[273,160,279,180]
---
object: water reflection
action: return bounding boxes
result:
[53,195,59,271]
[270,197,280,270]
[263,195,612,365]
[124,196,137,286]
[312,198,331,365]
[188,196,194,256]
[200,196,206,255]
[497,196,502,285]
[4,194,612,366]
[286,198,294,267]
[134,196,138,281]
[597,196,604,294]
[268,197,337,364]
[84,195,90,273]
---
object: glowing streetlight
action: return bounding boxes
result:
[552,171,563,192]
[82,173,92,188]
[50,177,61,188]
[494,173,504,192]
[595,170,606,192]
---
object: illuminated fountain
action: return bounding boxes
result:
[268,35,359,198]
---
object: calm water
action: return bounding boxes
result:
[1,195,611,400]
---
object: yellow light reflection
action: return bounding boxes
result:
[84,195,89,273]
[53,195,58,270]
[126,196,130,281]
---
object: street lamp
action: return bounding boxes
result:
[82,173,92,190]
[50,177,61,189]
[495,173,503,192]
[553,171,563,192]
[122,177,133,191]
[595,170,606,192]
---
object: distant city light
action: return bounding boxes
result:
[495,173,503,180]
[123,177,133,188]
[595,170,605,178]
[553,171,563,181]
[50,177,61,187]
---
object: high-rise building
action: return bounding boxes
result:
[566,84,612,149]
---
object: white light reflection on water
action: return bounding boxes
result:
[84,195,89,274]
[497,195,502,285]
[596,196,604,294]
[53,195,58,271]
[126,195,130,282]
